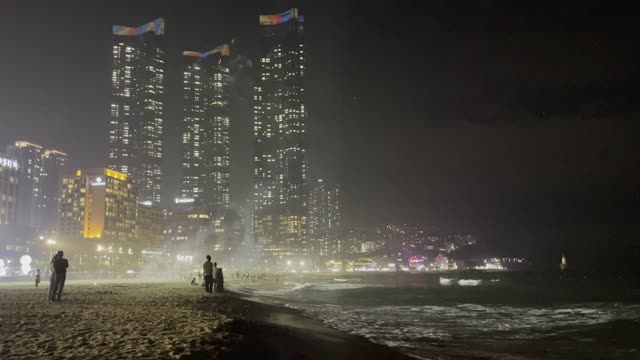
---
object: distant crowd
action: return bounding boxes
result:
[34,250,281,302]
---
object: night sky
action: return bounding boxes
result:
[2,1,639,265]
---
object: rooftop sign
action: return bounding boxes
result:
[0,156,18,170]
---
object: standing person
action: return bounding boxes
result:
[203,255,214,293]
[215,266,224,292]
[51,251,69,302]
[212,262,218,291]
[35,269,41,287]
[48,252,61,302]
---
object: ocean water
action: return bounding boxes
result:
[236,271,640,359]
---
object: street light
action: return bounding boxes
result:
[97,244,104,264]
[47,239,56,260]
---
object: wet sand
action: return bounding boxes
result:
[0,281,412,359]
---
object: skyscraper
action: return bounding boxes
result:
[309,179,342,259]
[6,142,67,232]
[109,18,165,206]
[254,9,308,259]
[7,141,43,228]
[39,149,67,232]
[0,153,18,225]
[181,44,231,216]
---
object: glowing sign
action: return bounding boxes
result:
[175,198,195,204]
[259,8,299,25]
[105,169,127,181]
[113,18,165,36]
[91,176,105,186]
[183,44,230,58]
[0,156,18,170]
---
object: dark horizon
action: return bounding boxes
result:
[2,1,639,265]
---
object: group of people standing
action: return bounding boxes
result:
[202,255,224,293]
[47,250,69,303]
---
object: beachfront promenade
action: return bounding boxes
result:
[0,281,411,359]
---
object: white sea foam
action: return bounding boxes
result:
[439,277,454,286]
[289,301,640,357]
[458,279,482,286]
[309,282,381,291]
[255,281,379,295]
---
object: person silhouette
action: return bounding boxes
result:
[215,266,224,292]
[50,251,69,302]
[203,255,214,293]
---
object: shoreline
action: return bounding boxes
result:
[218,289,413,360]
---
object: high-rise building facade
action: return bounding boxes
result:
[0,153,18,225]
[136,204,165,251]
[309,179,342,258]
[6,142,67,231]
[180,45,231,216]
[7,141,43,228]
[109,18,165,206]
[165,199,212,261]
[254,9,308,258]
[39,149,67,232]
[58,169,138,255]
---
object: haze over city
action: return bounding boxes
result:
[1,2,640,359]
[2,2,639,270]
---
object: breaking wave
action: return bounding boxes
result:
[290,302,640,358]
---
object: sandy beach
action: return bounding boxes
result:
[0,280,412,359]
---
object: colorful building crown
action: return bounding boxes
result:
[259,8,302,25]
[183,44,230,58]
[113,18,165,36]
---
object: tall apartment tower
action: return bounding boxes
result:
[40,149,67,232]
[253,9,308,257]
[309,179,342,258]
[0,153,18,225]
[109,18,166,206]
[180,44,231,216]
[7,141,43,228]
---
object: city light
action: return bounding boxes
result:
[174,198,195,204]
[19,255,32,274]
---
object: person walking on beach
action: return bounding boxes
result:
[35,269,41,287]
[215,266,224,292]
[50,251,69,302]
[203,255,214,293]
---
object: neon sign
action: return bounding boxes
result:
[0,157,18,170]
